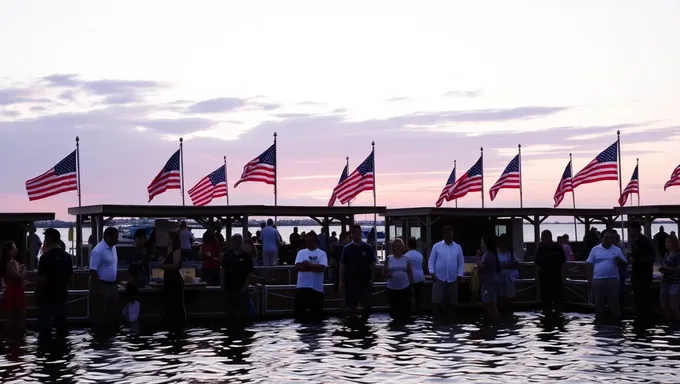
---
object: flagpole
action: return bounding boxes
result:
[224,155,230,206]
[372,141,377,249]
[617,130,624,240]
[75,136,83,265]
[346,156,351,207]
[480,147,485,208]
[570,153,578,241]
[518,144,523,208]
[179,137,185,206]
[273,132,278,225]
[636,158,640,206]
[454,159,458,208]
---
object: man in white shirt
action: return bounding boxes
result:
[260,219,282,266]
[428,226,465,317]
[89,227,120,329]
[586,229,627,321]
[294,231,328,321]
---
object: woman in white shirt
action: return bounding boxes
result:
[405,237,425,310]
[382,238,413,319]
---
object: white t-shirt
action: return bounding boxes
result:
[587,244,627,279]
[89,241,118,283]
[295,248,328,293]
[405,250,425,283]
[122,301,140,322]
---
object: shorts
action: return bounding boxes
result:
[660,283,680,297]
[262,250,278,266]
[431,280,458,306]
[345,285,372,309]
[481,282,498,303]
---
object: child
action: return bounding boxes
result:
[122,283,140,323]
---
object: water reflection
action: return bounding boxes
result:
[2,312,680,383]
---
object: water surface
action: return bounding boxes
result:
[2,312,680,383]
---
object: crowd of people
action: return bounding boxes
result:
[1,220,680,335]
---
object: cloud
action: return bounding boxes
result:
[1,110,20,118]
[385,97,412,102]
[186,97,248,114]
[41,74,165,105]
[442,90,483,98]
[332,108,348,114]
[296,101,325,106]
[0,88,50,106]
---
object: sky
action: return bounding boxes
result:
[1,0,679,220]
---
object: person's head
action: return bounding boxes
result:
[305,230,318,250]
[392,238,405,255]
[168,231,181,249]
[43,227,61,249]
[540,230,553,245]
[557,236,563,244]
[563,234,570,243]
[231,233,244,252]
[202,229,216,245]
[293,227,298,233]
[660,225,665,233]
[179,221,187,230]
[630,221,643,237]
[672,231,677,237]
[213,223,222,232]
[481,235,498,255]
[441,226,454,244]
[590,227,597,234]
[351,225,363,243]
[407,237,417,250]
[601,229,614,248]
[134,229,148,247]
[260,222,266,229]
[243,237,256,255]
[497,233,511,252]
[666,234,680,253]
[340,231,351,245]
[29,226,36,234]
[103,227,119,247]
[266,219,274,227]
[331,231,337,237]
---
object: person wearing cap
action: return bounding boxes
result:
[88,227,120,330]
[221,233,254,324]
[36,228,73,337]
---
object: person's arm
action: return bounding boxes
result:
[89,249,101,285]
[428,244,437,279]
[457,245,465,278]
[585,249,595,283]
[241,257,253,293]
[368,245,376,285]
[614,248,627,267]
[165,249,182,271]
[407,260,414,283]
[220,258,227,289]
[477,253,488,271]
[308,252,327,273]
[382,257,390,277]
[294,250,310,271]
[338,246,347,291]
[505,252,520,269]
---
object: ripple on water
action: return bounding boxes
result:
[1,312,680,383]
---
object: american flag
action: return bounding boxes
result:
[25,150,78,201]
[328,164,349,206]
[148,149,181,202]
[618,165,639,206]
[489,154,521,201]
[435,166,456,208]
[448,155,483,201]
[553,160,573,208]
[572,141,618,188]
[334,151,374,204]
[663,164,680,191]
[234,143,276,188]
[188,165,227,206]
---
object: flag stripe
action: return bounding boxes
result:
[333,151,374,203]
[147,150,181,202]
[664,165,680,191]
[572,142,618,188]
[489,154,521,201]
[447,156,483,201]
[553,160,573,208]
[25,150,78,201]
[188,165,228,206]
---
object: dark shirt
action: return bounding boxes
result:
[340,242,376,287]
[289,233,301,251]
[331,243,344,263]
[631,235,654,283]
[221,250,253,292]
[128,246,151,287]
[653,232,668,255]
[37,248,74,305]
[534,243,566,283]
[216,232,226,248]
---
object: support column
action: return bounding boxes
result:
[533,215,541,244]
[425,215,433,261]
[241,215,249,239]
